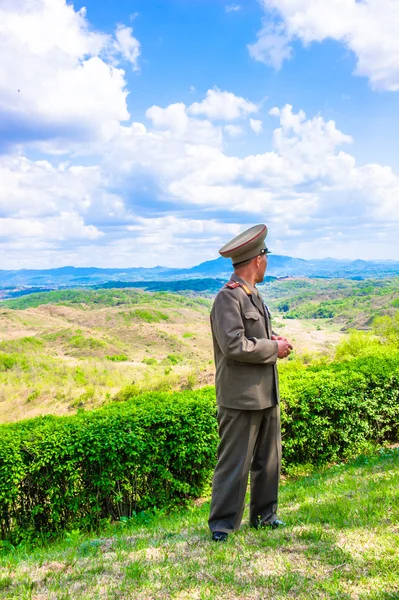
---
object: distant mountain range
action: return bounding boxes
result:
[1,255,399,299]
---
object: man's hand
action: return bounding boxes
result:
[272,335,290,343]
[272,336,293,359]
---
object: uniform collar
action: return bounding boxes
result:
[230,274,265,315]
[230,273,256,294]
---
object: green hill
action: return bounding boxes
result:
[0,291,214,422]
[261,276,399,329]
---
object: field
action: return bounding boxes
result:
[1,278,398,422]
[0,290,214,422]
[1,448,398,599]
[261,277,399,329]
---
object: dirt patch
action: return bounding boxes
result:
[273,318,343,356]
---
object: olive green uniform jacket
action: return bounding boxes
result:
[210,274,279,410]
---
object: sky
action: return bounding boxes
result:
[1,0,399,269]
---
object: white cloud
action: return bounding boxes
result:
[0,0,140,153]
[113,24,141,70]
[225,4,241,12]
[1,85,399,265]
[122,216,243,266]
[0,213,103,241]
[188,88,258,120]
[250,0,399,91]
[248,22,293,70]
[145,103,223,146]
[103,100,399,261]
[250,118,263,134]
[224,125,245,138]
[0,155,126,221]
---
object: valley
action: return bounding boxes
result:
[2,276,397,423]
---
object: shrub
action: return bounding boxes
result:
[26,390,40,404]
[0,353,18,371]
[70,387,95,408]
[334,330,385,360]
[73,367,87,385]
[1,353,398,543]
[129,309,169,323]
[166,354,183,365]
[106,355,129,362]
[373,312,399,347]
[0,337,43,353]
[0,388,218,543]
[280,354,399,469]
[69,335,106,349]
[142,357,157,365]
[0,353,28,372]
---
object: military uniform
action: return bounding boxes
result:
[208,225,282,534]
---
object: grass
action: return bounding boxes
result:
[0,299,214,422]
[3,289,213,312]
[1,449,398,599]
[260,277,399,329]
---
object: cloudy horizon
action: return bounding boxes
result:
[1,0,399,270]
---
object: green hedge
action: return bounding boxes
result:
[1,355,399,543]
[0,389,218,543]
[280,356,399,468]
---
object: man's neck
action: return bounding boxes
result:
[233,271,257,287]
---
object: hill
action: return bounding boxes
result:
[0,290,214,422]
[1,279,398,423]
[1,255,399,300]
[1,448,398,599]
[259,277,399,329]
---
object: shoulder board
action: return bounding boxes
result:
[225,282,240,289]
[241,284,252,295]
[225,282,252,295]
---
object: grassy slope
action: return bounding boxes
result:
[1,279,398,422]
[261,277,399,329]
[0,292,214,422]
[0,286,347,423]
[1,449,398,599]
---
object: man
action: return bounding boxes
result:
[208,224,293,542]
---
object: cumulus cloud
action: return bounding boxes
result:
[250,119,263,134]
[0,213,103,241]
[1,82,399,265]
[248,22,293,70]
[250,0,399,91]
[102,100,399,261]
[224,125,245,138]
[188,88,258,120]
[113,24,141,70]
[0,0,140,153]
[0,154,128,267]
[122,216,243,266]
[145,103,223,146]
[0,156,126,221]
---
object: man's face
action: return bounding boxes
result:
[255,253,267,283]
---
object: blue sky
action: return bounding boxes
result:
[1,0,399,268]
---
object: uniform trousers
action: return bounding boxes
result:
[208,403,281,533]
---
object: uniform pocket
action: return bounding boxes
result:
[243,309,265,339]
[244,312,260,321]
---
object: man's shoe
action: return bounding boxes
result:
[270,519,285,529]
[251,518,286,530]
[212,531,228,542]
